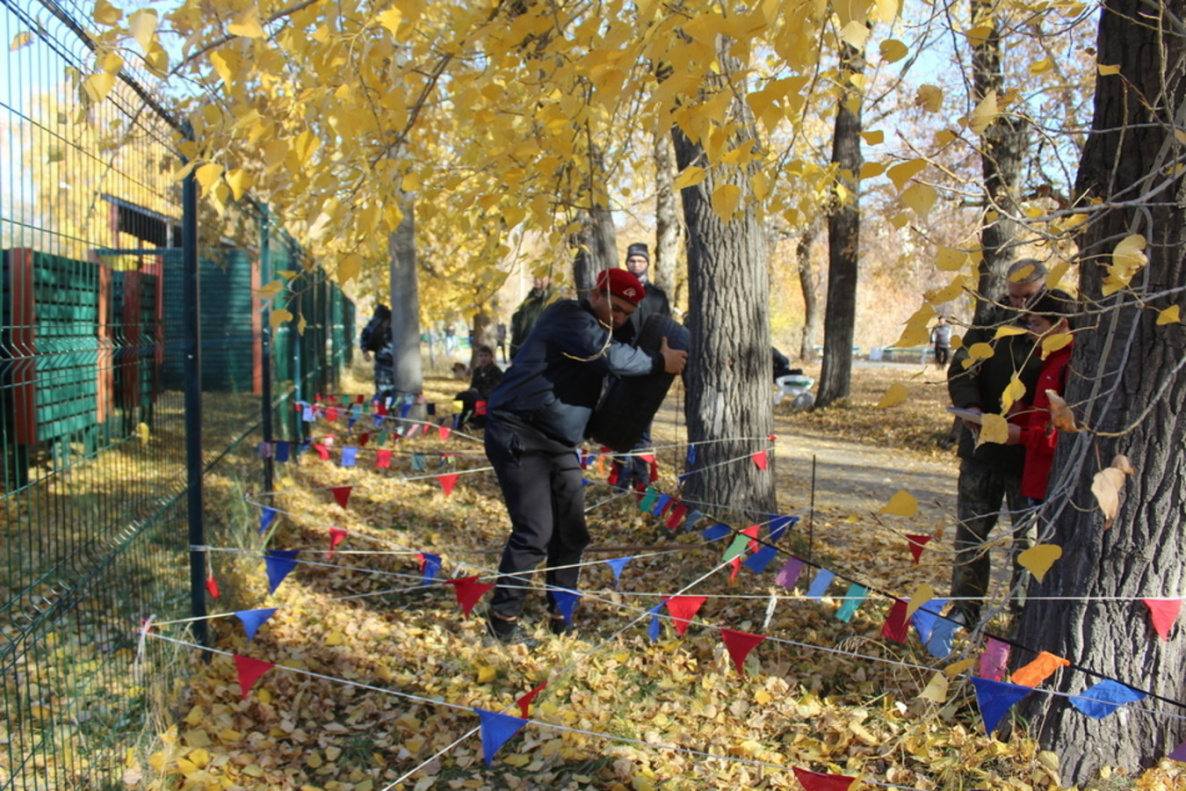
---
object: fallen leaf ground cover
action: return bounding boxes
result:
[136,359,1186,791]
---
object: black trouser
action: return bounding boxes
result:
[485,416,589,619]
[934,345,950,366]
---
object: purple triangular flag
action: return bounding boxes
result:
[259,507,277,535]
[775,557,804,590]
[743,545,780,573]
[552,590,579,625]
[604,557,632,588]
[1169,740,1186,762]
[264,549,301,594]
[235,608,278,641]
[1069,680,1146,719]
[970,677,1032,734]
[476,708,528,766]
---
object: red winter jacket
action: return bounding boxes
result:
[1015,342,1074,500]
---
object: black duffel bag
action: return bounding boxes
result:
[586,314,689,452]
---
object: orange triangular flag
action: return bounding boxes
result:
[438,473,458,496]
[905,534,932,564]
[721,629,766,676]
[752,450,768,470]
[234,655,274,700]
[327,527,347,559]
[517,681,548,718]
[329,486,353,509]
[1011,651,1071,687]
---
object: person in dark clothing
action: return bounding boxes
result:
[509,276,559,360]
[611,243,673,491]
[932,316,954,366]
[947,259,1047,626]
[360,304,394,400]
[454,345,503,427]
[484,268,687,646]
[495,322,508,363]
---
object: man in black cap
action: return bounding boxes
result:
[612,243,672,492]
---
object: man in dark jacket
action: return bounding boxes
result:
[612,243,672,490]
[360,304,394,400]
[509,275,558,360]
[947,259,1047,625]
[484,268,687,646]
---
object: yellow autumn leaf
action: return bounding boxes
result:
[674,166,707,190]
[934,129,958,146]
[915,84,943,112]
[878,490,918,517]
[1029,57,1054,75]
[83,72,116,103]
[1041,332,1073,356]
[860,130,884,145]
[503,754,530,767]
[270,309,293,329]
[919,673,949,703]
[944,658,976,677]
[1157,305,1181,325]
[228,6,266,39]
[711,184,742,220]
[750,172,769,201]
[859,161,885,180]
[1111,233,1147,278]
[10,31,33,50]
[92,0,122,26]
[886,158,927,191]
[1000,375,1027,414]
[402,172,421,192]
[476,665,497,683]
[968,91,998,135]
[875,382,908,409]
[993,325,1028,340]
[1091,468,1126,528]
[879,38,908,62]
[839,20,870,50]
[137,422,150,445]
[967,341,995,360]
[977,412,1009,445]
[962,25,992,45]
[906,583,934,619]
[1098,63,1120,76]
[888,211,911,229]
[337,254,362,284]
[298,314,307,336]
[225,168,252,200]
[1018,544,1063,581]
[129,9,158,52]
[195,162,224,189]
[901,182,937,219]
[935,246,966,272]
[376,6,402,36]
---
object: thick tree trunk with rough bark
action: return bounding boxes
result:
[816,43,863,408]
[670,47,776,521]
[797,218,823,361]
[970,0,1029,326]
[1014,2,1186,784]
[570,145,617,295]
[654,127,682,304]
[388,201,424,402]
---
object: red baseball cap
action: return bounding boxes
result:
[596,268,645,306]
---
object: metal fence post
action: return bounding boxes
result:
[182,142,208,650]
[260,207,274,494]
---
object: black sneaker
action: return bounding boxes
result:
[486,617,539,649]
[549,616,573,636]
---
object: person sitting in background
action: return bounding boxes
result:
[455,346,502,428]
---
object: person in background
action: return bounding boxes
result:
[1007,290,1077,502]
[611,243,672,492]
[946,259,1047,626]
[509,275,558,360]
[483,269,687,646]
[454,345,503,428]
[444,322,457,355]
[496,321,509,364]
[360,304,394,400]
[931,315,953,366]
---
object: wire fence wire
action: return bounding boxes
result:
[0,0,355,786]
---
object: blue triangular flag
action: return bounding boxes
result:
[651,494,671,516]
[341,446,358,467]
[910,598,948,644]
[426,403,436,416]
[926,617,959,659]
[399,402,412,418]
[273,441,290,462]
[834,584,868,622]
[259,507,277,535]
[805,569,835,601]
[302,405,315,422]
[701,523,731,542]
[374,413,384,427]
[686,445,697,466]
[970,677,1031,734]
[768,515,797,543]
[648,601,666,642]
[1069,679,1146,719]
[743,545,780,574]
[235,608,278,641]
[347,416,357,429]
[604,557,632,588]
[419,552,441,586]
[264,549,301,594]
[476,708,528,767]
[552,590,579,625]
[683,509,705,530]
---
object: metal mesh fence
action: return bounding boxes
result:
[0,0,352,786]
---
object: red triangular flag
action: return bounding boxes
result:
[1143,599,1182,641]
[721,629,766,676]
[517,681,548,718]
[729,555,742,581]
[329,486,353,509]
[327,527,347,559]
[376,401,388,416]
[356,394,364,404]
[906,534,932,564]
[234,655,274,700]
[742,524,760,553]
[665,503,688,530]
[313,443,330,460]
[358,433,370,448]
[792,767,856,791]
[665,595,707,636]
[438,473,459,496]
[326,406,339,422]
[376,449,392,469]
[880,599,910,644]
[205,572,221,599]
[439,425,452,441]
[752,450,768,470]
[444,576,495,617]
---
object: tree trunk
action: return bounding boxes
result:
[816,42,863,408]
[970,0,1029,326]
[797,217,823,362]
[570,144,617,295]
[654,126,682,305]
[1014,2,1186,784]
[671,43,776,521]
[388,200,424,402]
